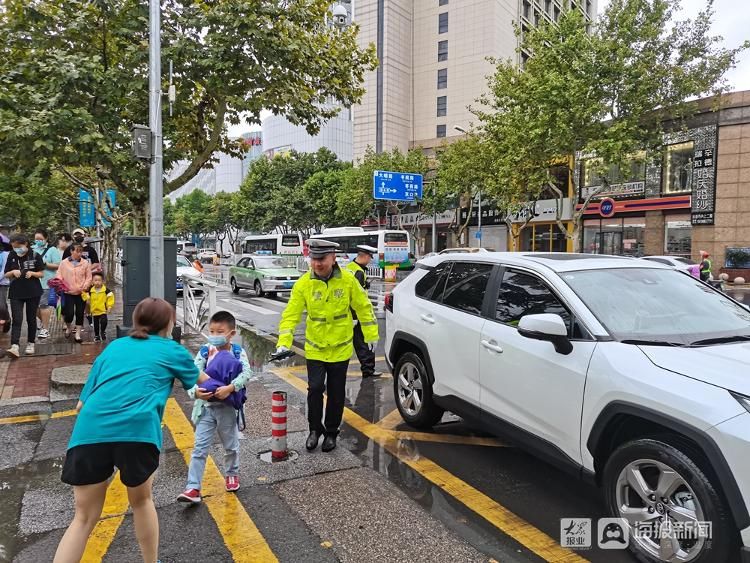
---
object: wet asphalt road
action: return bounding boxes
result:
[202,289,639,562]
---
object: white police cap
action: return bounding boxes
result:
[306,239,340,258]
[356,245,378,256]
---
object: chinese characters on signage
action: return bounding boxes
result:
[581,181,645,200]
[691,148,716,225]
[459,206,506,226]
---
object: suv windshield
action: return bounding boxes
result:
[176,255,191,268]
[253,257,287,269]
[561,268,750,344]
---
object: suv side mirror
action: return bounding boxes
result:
[518,314,573,355]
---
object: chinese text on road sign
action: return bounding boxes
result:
[373,170,423,202]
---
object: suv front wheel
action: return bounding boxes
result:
[602,437,735,563]
[393,352,444,429]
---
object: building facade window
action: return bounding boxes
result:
[437,68,447,89]
[519,224,568,252]
[437,96,447,117]
[523,0,531,19]
[662,141,694,194]
[436,124,447,138]
[438,40,448,62]
[665,216,692,257]
[582,217,646,257]
[439,12,448,34]
[580,154,646,200]
[439,0,448,5]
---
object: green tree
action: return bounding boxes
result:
[302,166,352,232]
[474,0,748,247]
[0,0,377,232]
[237,148,345,234]
[0,172,79,233]
[335,147,430,227]
[171,190,213,244]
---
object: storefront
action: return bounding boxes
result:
[459,206,508,251]
[509,198,574,252]
[576,123,717,258]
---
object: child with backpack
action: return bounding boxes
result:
[178,311,253,504]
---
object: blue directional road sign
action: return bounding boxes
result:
[373,170,424,202]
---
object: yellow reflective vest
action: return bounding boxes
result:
[277,265,379,362]
[346,260,367,289]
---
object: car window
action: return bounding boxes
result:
[247,259,255,269]
[177,256,191,267]
[414,262,451,301]
[236,258,248,268]
[673,257,693,266]
[441,262,493,316]
[644,257,671,266]
[496,270,572,332]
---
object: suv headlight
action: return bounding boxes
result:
[730,391,750,414]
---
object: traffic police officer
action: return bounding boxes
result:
[346,245,381,378]
[275,239,379,453]
[699,250,712,282]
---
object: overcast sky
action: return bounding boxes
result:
[598,0,750,91]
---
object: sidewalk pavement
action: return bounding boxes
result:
[0,290,124,406]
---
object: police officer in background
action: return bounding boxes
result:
[275,239,379,453]
[346,245,382,378]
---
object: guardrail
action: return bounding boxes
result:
[181,273,217,335]
[200,265,229,287]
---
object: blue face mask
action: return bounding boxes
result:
[14,247,27,256]
[207,335,228,347]
[33,240,45,248]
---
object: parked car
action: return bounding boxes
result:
[229,255,301,297]
[176,254,202,293]
[386,252,750,563]
[642,255,700,278]
[197,249,218,262]
[438,247,494,254]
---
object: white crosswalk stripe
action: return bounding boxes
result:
[219,298,278,316]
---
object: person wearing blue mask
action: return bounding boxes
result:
[33,229,61,339]
[3,234,45,357]
[177,310,254,504]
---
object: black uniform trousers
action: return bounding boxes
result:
[352,321,376,376]
[306,359,349,435]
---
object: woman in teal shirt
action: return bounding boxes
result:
[54,298,202,563]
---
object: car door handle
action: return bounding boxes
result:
[420,314,436,325]
[481,339,504,354]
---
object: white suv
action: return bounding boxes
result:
[385,252,750,563]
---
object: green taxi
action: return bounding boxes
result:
[229,254,301,297]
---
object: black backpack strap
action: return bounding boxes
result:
[236,408,246,431]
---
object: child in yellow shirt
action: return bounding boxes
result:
[82,272,114,342]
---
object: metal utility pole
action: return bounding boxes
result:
[148,0,164,298]
[477,189,482,248]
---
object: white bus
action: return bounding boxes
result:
[310,227,412,269]
[242,233,304,256]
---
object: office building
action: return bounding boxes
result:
[351,0,596,160]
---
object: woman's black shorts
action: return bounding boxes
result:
[61,442,160,487]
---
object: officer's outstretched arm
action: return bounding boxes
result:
[351,281,379,342]
[277,282,305,349]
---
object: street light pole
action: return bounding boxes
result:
[149,0,164,298]
[477,189,482,248]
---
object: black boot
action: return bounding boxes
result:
[306,431,321,451]
[321,434,337,453]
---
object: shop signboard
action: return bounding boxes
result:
[691,147,716,225]
[509,198,573,224]
[581,181,645,200]
[393,210,454,228]
[460,205,506,227]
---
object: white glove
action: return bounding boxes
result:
[367,342,377,352]
[275,346,290,355]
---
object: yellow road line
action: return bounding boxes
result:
[163,399,278,562]
[272,367,587,563]
[0,409,77,425]
[81,474,129,562]
[395,431,505,448]
[376,408,404,430]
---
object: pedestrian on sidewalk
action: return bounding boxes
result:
[56,243,92,343]
[54,297,204,563]
[178,310,253,504]
[82,272,114,342]
[33,229,61,340]
[63,228,100,265]
[346,244,382,378]
[0,237,10,309]
[3,234,45,358]
[274,239,379,453]
[0,302,10,334]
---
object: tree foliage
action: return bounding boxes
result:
[0,171,79,233]
[474,0,748,243]
[0,0,377,232]
[237,148,346,235]
[335,147,430,227]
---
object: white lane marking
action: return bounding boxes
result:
[219,298,278,316]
